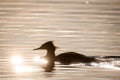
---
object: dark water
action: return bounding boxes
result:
[0,0,120,80]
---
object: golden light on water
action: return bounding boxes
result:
[14,65,35,73]
[10,55,24,65]
[10,55,33,73]
[33,56,48,65]
[10,55,48,73]
[92,62,120,70]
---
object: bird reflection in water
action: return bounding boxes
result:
[33,56,55,72]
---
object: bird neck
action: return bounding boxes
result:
[46,49,55,58]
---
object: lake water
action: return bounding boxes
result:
[0,0,120,80]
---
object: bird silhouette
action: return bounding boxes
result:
[33,41,99,71]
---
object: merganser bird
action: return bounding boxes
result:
[33,41,98,71]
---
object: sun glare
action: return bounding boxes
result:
[10,55,24,65]
[14,65,35,73]
[10,55,48,73]
[34,56,48,64]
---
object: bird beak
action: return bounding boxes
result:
[33,47,41,51]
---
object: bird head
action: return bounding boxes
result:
[33,41,58,51]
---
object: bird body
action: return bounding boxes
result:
[55,52,96,65]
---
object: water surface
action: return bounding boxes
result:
[0,0,120,80]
